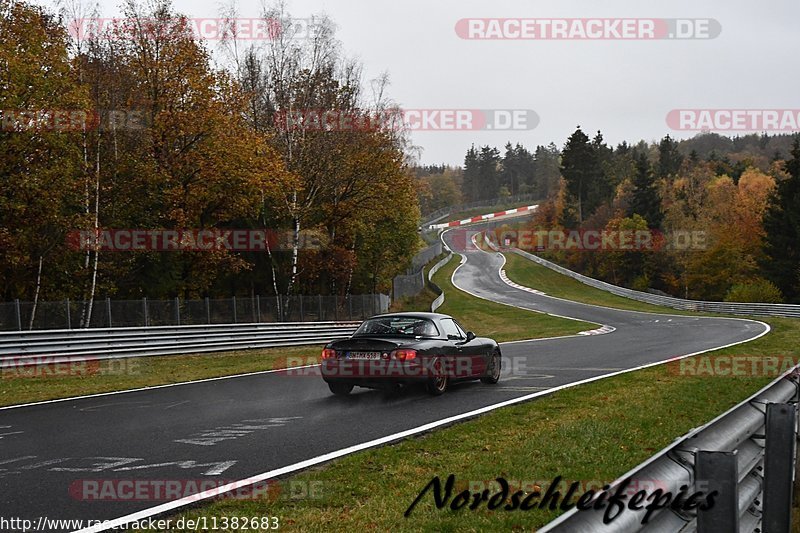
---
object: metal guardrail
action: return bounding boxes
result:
[541,366,800,532]
[420,193,539,228]
[392,242,444,301]
[2,294,389,331]
[513,249,800,318]
[0,322,360,366]
[428,252,453,312]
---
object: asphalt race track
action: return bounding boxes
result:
[0,227,768,532]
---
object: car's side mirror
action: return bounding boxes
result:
[465,331,475,342]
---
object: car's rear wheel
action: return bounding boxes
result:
[426,358,448,395]
[328,382,354,395]
[481,350,501,384]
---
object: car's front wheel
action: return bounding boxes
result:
[426,358,448,395]
[481,349,501,384]
[328,382,354,395]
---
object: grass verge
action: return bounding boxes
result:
[502,252,698,315]
[432,254,594,342]
[151,255,798,532]
[154,317,796,532]
[0,345,323,408]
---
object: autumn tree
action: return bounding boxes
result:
[0,0,87,315]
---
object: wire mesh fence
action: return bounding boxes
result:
[0,294,390,331]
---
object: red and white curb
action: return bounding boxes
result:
[429,204,538,229]
[577,324,616,336]
[499,269,546,295]
[498,270,617,336]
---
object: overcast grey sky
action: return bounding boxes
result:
[44,0,800,165]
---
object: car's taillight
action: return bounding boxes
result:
[392,349,417,361]
[321,348,337,360]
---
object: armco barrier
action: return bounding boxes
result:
[429,204,538,230]
[392,242,443,301]
[0,322,360,366]
[428,252,453,312]
[2,294,389,331]
[513,249,800,318]
[420,193,539,229]
[540,365,800,532]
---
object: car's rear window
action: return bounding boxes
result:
[354,316,439,338]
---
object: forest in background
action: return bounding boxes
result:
[0,0,420,326]
[3,0,799,321]
[414,132,800,303]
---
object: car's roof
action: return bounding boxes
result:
[368,312,450,320]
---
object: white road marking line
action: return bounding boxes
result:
[492,386,551,392]
[75,318,770,533]
[164,401,190,410]
[113,460,237,476]
[525,367,625,372]
[501,375,554,381]
[0,363,320,411]
[174,417,301,447]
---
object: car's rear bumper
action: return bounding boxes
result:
[321,358,436,384]
[320,356,482,388]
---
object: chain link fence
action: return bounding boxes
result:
[0,294,390,331]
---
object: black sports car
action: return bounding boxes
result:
[320,312,501,395]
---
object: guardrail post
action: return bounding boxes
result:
[232,296,237,323]
[256,295,261,323]
[106,297,112,327]
[143,297,148,327]
[65,299,71,329]
[174,297,180,325]
[318,295,323,321]
[763,402,797,533]
[205,297,211,324]
[15,299,21,330]
[696,450,739,533]
[277,294,283,322]
[348,295,352,320]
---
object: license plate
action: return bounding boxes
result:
[346,351,382,360]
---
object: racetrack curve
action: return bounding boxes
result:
[0,226,769,532]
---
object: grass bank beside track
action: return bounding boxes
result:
[433,255,594,342]
[502,252,699,315]
[0,251,588,408]
[0,345,324,408]
[157,330,794,532]
[152,252,799,532]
